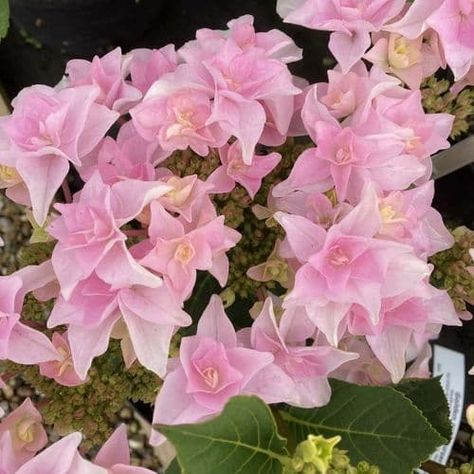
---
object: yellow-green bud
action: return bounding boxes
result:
[295,435,341,474]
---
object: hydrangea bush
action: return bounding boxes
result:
[0,0,473,473]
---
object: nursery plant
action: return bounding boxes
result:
[0,0,473,473]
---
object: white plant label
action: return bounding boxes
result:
[430,345,465,465]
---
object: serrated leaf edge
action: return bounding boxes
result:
[280,383,446,474]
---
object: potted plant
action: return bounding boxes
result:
[0,1,473,473]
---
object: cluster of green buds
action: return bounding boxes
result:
[430,226,474,316]
[2,340,161,450]
[284,434,379,474]
[421,76,474,139]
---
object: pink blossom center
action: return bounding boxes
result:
[202,367,220,389]
[15,418,39,446]
[327,245,350,267]
[174,241,195,264]
[335,146,353,164]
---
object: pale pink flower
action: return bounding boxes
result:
[203,45,301,163]
[277,186,431,344]
[0,85,118,224]
[155,173,214,223]
[139,202,240,300]
[179,15,302,65]
[179,18,302,163]
[347,284,461,382]
[151,295,274,445]
[365,31,443,89]
[0,398,47,470]
[377,181,454,258]
[48,273,191,379]
[49,173,169,299]
[374,90,454,161]
[128,45,178,95]
[240,298,357,407]
[385,0,474,80]
[66,47,142,114]
[277,0,406,72]
[39,332,85,387]
[10,426,154,474]
[131,68,228,158]
[303,63,401,126]
[78,122,163,184]
[275,120,425,203]
[207,141,281,198]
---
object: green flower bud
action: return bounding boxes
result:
[295,435,341,474]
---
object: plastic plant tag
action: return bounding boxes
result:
[431,345,465,465]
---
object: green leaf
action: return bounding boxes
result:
[393,377,451,442]
[0,0,9,41]
[157,396,289,474]
[280,379,446,474]
[165,459,181,474]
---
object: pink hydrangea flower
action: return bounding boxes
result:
[207,141,281,198]
[385,0,474,80]
[6,425,155,474]
[151,295,274,445]
[303,62,400,125]
[277,0,406,72]
[66,47,142,114]
[49,173,170,299]
[39,332,85,387]
[154,173,214,223]
[179,15,302,65]
[0,85,118,224]
[376,180,454,258]
[48,273,191,378]
[347,284,461,382]
[374,90,454,162]
[240,298,357,407]
[274,120,425,203]
[179,17,302,163]
[131,65,229,158]
[138,202,240,300]
[128,45,178,95]
[0,398,47,470]
[78,122,164,184]
[277,186,431,344]
[365,30,443,89]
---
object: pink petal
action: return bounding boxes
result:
[68,314,119,379]
[197,295,237,347]
[366,325,412,383]
[151,368,213,445]
[208,91,266,164]
[120,306,175,377]
[329,31,372,74]
[16,433,83,474]
[274,212,326,262]
[95,425,130,468]
[8,323,59,364]
[16,154,69,225]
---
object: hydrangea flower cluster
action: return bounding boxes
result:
[0,1,472,464]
